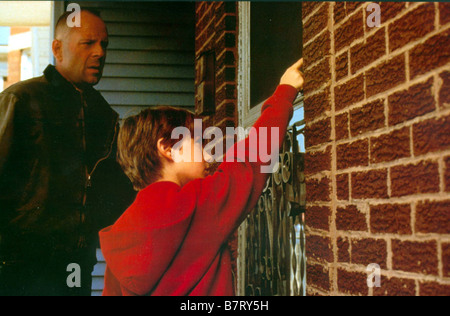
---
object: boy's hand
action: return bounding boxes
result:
[280,58,304,91]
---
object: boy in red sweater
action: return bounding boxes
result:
[99,59,305,296]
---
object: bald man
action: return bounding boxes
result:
[0,9,136,296]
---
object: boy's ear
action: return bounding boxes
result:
[157,138,174,162]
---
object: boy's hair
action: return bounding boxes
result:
[117,106,197,191]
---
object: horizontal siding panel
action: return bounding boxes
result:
[103,91,195,107]
[107,22,192,38]
[100,8,193,24]
[113,106,149,119]
[106,50,194,65]
[92,276,106,291]
[92,262,107,277]
[108,36,193,51]
[102,64,194,79]
[97,77,194,93]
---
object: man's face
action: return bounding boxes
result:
[56,12,109,87]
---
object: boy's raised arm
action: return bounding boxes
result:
[193,58,304,238]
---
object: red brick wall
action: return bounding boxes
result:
[195,1,238,129]
[303,2,450,296]
[195,1,239,279]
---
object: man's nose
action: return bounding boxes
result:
[92,42,107,58]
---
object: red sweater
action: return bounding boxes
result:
[99,85,298,296]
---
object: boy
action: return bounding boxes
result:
[99,59,305,296]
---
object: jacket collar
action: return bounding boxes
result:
[43,64,118,121]
[43,65,119,167]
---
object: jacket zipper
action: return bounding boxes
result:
[86,118,119,189]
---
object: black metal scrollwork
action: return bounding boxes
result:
[244,122,306,296]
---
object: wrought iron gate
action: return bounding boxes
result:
[241,120,306,296]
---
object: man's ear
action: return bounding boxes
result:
[52,39,63,63]
[157,138,174,162]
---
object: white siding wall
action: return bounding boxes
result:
[83,1,196,119]
[57,1,195,296]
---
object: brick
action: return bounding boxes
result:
[336,51,348,82]
[443,243,450,277]
[439,71,450,108]
[388,78,435,126]
[351,27,386,73]
[350,99,385,136]
[302,2,324,20]
[337,139,369,170]
[216,66,236,84]
[306,176,331,202]
[337,237,350,262]
[335,74,364,111]
[351,238,387,269]
[337,269,368,295]
[334,2,346,24]
[391,160,440,197]
[304,88,331,122]
[351,169,388,199]
[373,277,416,296]
[440,3,450,26]
[446,157,450,192]
[370,203,412,235]
[346,2,362,14]
[305,117,331,148]
[336,205,368,231]
[410,30,450,79]
[366,54,405,98]
[305,146,331,175]
[216,50,236,69]
[416,200,450,234]
[215,83,236,105]
[306,235,333,263]
[419,282,450,296]
[392,240,438,275]
[304,30,331,66]
[379,2,406,23]
[215,102,235,124]
[304,58,331,95]
[336,173,349,201]
[389,3,435,52]
[335,112,349,141]
[306,206,331,231]
[370,127,410,163]
[335,9,364,51]
[307,263,330,292]
[303,3,329,44]
[413,116,450,156]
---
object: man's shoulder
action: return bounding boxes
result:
[1,75,49,99]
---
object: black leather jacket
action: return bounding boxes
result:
[0,65,135,265]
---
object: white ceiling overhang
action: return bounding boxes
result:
[0,1,52,26]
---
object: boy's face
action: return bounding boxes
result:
[173,138,209,186]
